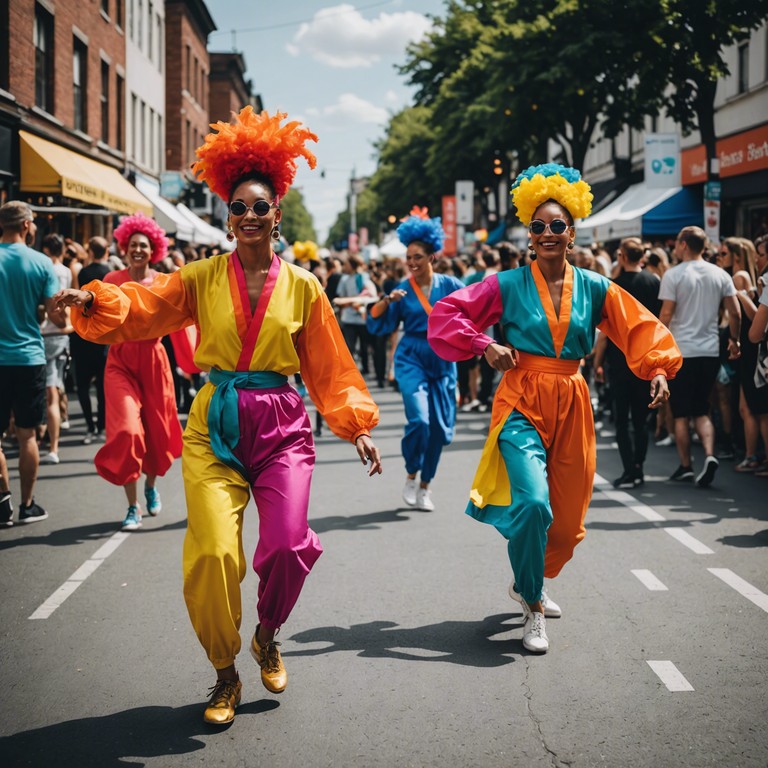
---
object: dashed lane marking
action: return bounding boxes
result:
[646,661,694,692]
[631,569,668,591]
[29,532,131,620]
[594,474,714,553]
[708,568,768,613]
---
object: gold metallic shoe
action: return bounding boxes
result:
[250,629,287,693]
[203,677,242,725]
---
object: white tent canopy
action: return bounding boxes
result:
[134,177,195,241]
[176,203,230,248]
[379,235,406,257]
[577,183,681,243]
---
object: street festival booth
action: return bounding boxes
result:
[576,182,702,244]
[175,202,230,249]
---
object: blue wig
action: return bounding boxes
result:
[396,208,445,253]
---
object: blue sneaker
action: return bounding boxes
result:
[144,486,162,516]
[121,505,142,531]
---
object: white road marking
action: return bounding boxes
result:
[631,569,668,591]
[646,661,694,691]
[29,532,131,620]
[664,528,714,555]
[594,474,714,553]
[593,475,665,521]
[708,568,768,613]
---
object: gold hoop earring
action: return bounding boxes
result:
[567,241,574,250]
[271,227,280,241]
[226,227,235,243]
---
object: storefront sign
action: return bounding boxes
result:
[682,124,768,184]
[704,181,721,242]
[645,133,681,187]
[442,195,457,256]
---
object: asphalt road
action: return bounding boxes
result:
[0,381,766,768]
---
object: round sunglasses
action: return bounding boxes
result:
[529,218,570,235]
[229,200,276,217]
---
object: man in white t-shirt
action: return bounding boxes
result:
[659,226,741,487]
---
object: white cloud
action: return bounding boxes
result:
[311,93,389,126]
[287,4,432,68]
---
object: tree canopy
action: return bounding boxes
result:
[279,188,317,244]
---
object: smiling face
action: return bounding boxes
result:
[228,180,281,247]
[406,241,434,281]
[126,233,153,267]
[528,201,574,261]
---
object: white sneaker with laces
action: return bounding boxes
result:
[461,399,481,413]
[416,487,434,511]
[40,452,60,465]
[508,582,562,618]
[521,606,549,653]
[402,478,418,506]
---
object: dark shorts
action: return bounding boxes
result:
[0,365,47,431]
[668,357,720,419]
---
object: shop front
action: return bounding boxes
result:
[681,123,768,240]
[18,130,152,245]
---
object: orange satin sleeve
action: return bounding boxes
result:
[297,292,379,443]
[72,271,196,344]
[598,282,682,380]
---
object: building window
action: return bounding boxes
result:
[147,1,153,60]
[148,106,155,170]
[185,119,191,165]
[137,0,143,49]
[34,3,54,112]
[156,13,162,71]
[131,92,137,158]
[158,113,163,170]
[115,0,123,29]
[140,100,146,164]
[73,39,88,132]
[185,45,191,92]
[738,42,749,94]
[101,60,110,142]
[101,0,109,16]
[128,0,133,39]
[116,73,124,150]
[0,0,10,91]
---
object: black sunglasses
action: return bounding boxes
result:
[529,219,570,235]
[229,200,275,217]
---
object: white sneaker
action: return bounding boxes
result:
[508,582,562,618]
[402,478,418,506]
[416,487,435,511]
[461,399,480,413]
[522,607,549,653]
[60,420,71,430]
[40,452,60,465]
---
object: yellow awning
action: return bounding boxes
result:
[19,130,152,216]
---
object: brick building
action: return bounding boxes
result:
[0,0,151,243]
[164,0,215,175]
[208,52,259,125]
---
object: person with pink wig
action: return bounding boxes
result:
[98,213,182,531]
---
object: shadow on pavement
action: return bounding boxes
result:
[310,507,428,533]
[0,700,279,768]
[284,614,522,667]
[0,521,120,551]
[718,529,768,548]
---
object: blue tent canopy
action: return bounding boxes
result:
[642,186,703,235]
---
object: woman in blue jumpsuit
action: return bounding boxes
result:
[368,208,464,510]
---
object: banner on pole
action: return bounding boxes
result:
[644,133,681,188]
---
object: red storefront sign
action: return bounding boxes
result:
[442,195,457,256]
[681,123,768,184]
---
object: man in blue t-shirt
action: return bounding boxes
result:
[0,201,64,526]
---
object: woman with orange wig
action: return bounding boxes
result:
[54,108,382,724]
[98,213,182,531]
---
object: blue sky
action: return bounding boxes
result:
[204,1,446,240]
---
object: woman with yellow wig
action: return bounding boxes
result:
[53,108,382,723]
[428,163,681,654]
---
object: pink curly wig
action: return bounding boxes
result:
[191,106,318,202]
[113,212,168,263]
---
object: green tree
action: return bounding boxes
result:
[647,0,768,180]
[279,188,317,244]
